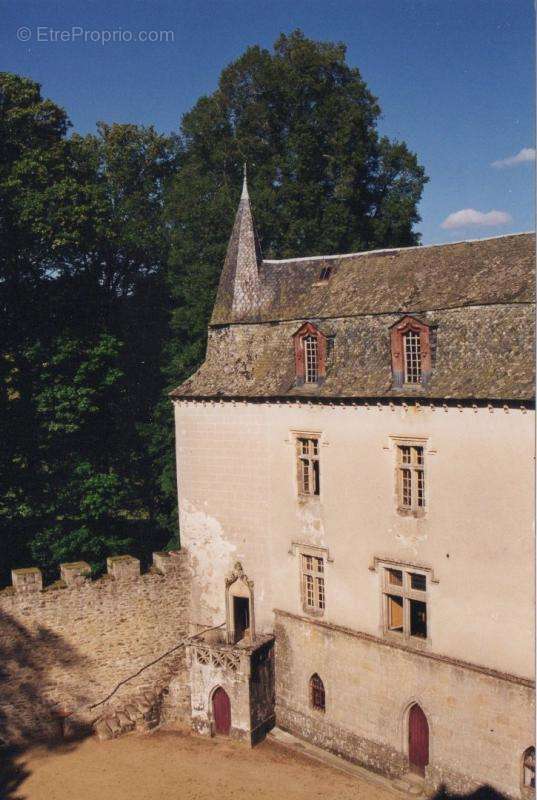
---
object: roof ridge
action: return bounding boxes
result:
[262,231,535,266]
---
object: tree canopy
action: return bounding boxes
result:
[0,73,178,580]
[165,30,428,385]
[0,31,428,584]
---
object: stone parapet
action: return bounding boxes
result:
[106,555,140,581]
[60,562,91,587]
[11,567,43,594]
[0,548,191,746]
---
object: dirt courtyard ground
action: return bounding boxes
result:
[11,728,400,800]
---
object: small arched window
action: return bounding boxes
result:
[310,673,325,711]
[523,746,535,788]
[293,323,327,386]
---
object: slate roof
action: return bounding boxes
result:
[172,197,535,402]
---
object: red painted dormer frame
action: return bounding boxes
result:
[293,322,327,385]
[390,315,432,388]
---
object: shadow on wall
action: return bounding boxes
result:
[431,784,509,800]
[0,608,91,799]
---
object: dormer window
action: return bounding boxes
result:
[403,329,421,384]
[293,322,327,386]
[390,316,432,388]
[304,335,318,383]
[318,266,332,282]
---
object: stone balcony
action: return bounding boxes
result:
[186,630,275,744]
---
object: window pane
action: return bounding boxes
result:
[387,568,403,587]
[399,445,411,464]
[301,459,310,493]
[417,469,425,507]
[404,330,421,383]
[410,599,427,638]
[305,574,314,606]
[310,674,325,711]
[410,573,426,591]
[317,577,325,609]
[387,595,404,631]
[401,469,412,506]
[313,459,320,495]
[304,335,318,383]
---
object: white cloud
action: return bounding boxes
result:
[440,208,512,230]
[491,147,535,168]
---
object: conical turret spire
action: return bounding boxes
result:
[241,163,249,200]
[211,166,262,323]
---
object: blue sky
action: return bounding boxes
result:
[2,0,534,245]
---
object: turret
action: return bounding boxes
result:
[211,167,263,324]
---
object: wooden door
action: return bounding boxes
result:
[408,704,429,775]
[212,687,231,736]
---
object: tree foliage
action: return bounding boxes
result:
[0,73,178,580]
[0,32,428,582]
[157,31,428,513]
[165,30,427,384]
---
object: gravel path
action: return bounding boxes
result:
[14,728,400,800]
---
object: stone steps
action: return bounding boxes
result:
[93,689,163,741]
[268,727,427,798]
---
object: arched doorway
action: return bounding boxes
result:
[408,703,429,775]
[212,687,231,736]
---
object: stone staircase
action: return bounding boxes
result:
[93,689,163,740]
[392,772,426,797]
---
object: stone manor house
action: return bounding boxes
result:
[171,176,535,797]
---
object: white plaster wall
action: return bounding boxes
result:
[175,401,534,679]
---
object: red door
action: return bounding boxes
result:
[409,704,429,775]
[212,687,231,735]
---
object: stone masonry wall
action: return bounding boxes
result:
[0,551,191,745]
[275,610,535,800]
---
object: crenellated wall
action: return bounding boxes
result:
[0,550,191,744]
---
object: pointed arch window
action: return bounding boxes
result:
[293,322,327,386]
[390,316,432,388]
[310,673,325,711]
[523,747,535,788]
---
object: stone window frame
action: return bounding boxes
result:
[292,322,327,386]
[522,746,536,791]
[295,434,321,497]
[390,315,432,388]
[309,673,326,712]
[390,435,428,518]
[290,543,331,618]
[225,562,255,645]
[376,558,432,650]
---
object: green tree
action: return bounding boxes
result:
[156,30,428,530]
[0,74,178,580]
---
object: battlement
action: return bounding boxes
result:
[8,550,184,596]
[0,547,191,747]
